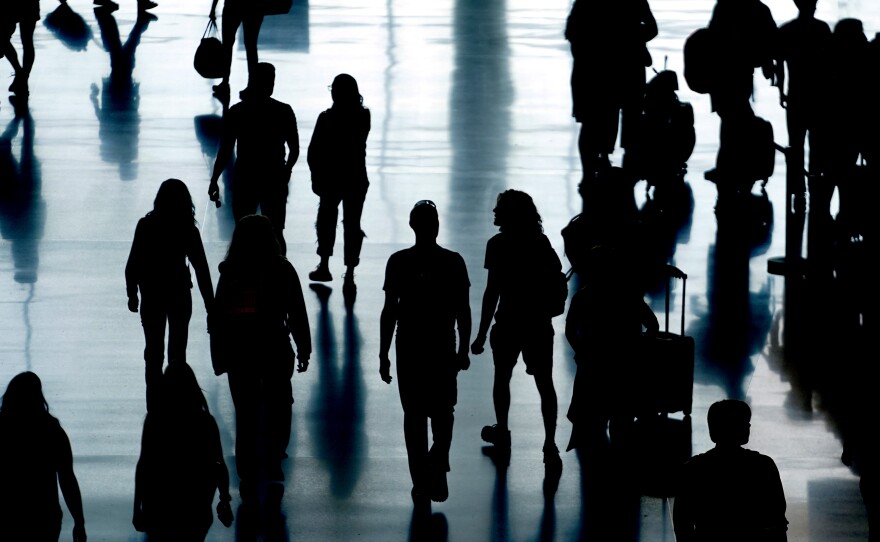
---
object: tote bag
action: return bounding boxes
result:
[194,19,225,79]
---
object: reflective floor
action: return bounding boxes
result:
[0,0,877,540]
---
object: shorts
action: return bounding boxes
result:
[489,321,554,376]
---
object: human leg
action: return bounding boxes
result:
[19,19,35,79]
[165,290,193,365]
[488,324,516,437]
[241,14,264,83]
[228,366,261,490]
[311,193,341,281]
[258,178,289,255]
[341,189,367,269]
[216,6,242,93]
[403,407,430,500]
[139,296,167,410]
[263,342,295,480]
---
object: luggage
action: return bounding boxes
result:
[636,264,694,417]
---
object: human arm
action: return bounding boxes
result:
[672,464,696,542]
[286,264,311,372]
[209,418,234,527]
[209,0,219,19]
[470,268,499,355]
[455,257,472,371]
[307,112,326,195]
[209,113,236,201]
[57,428,87,542]
[640,298,660,334]
[284,107,300,180]
[761,457,789,541]
[124,220,143,312]
[189,227,215,314]
[379,290,397,383]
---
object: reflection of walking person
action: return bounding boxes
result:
[210,214,311,502]
[673,399,789,542]
[209,63,298,254]
[125,179,215,411]
[133,363,233,540]
[307,74,371,297]
[0,372,87,542]
[379,200,471,506]
[470,190,564,472]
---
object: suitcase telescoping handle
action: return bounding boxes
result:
[665,264,687,335]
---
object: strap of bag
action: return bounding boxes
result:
[203,18,218,39]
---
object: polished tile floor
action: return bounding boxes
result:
[0,0,877,540]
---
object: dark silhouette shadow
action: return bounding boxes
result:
[132,364,233,541]
[0,372,87,541]
[408,510,448,542]
[257,0,310,52]
[308,283,366,499]
[307,73,370,297]
[488,464,509,542]
[673,400,789,541]
[470,190,564,475]
[125,179,214,411]
[235,498,290,542]
[0,103,45,286]
[209,63,299,254]
[91,7,155,181]
[379,200,471,505]
[574,446,640,542]
[43,1,93,52]
[210,215,311,506]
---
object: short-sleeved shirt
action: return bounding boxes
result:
[225,97,298,173]
[778,17,831,104]
[383,244,470,350]
[484,231,562,325]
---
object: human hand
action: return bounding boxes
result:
[470,335,486,355]
[458,351,470,371]
[297,355,309,373]
[217,499,234,527]
[128,296,139,313]
[379,355,392,384]
[73,523,87,542]
[208,180,220,202]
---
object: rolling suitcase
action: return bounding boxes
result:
[637,264,695,417]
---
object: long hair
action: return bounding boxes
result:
[330,73,364,109]
[149,178,196,227]
[0,371,51,418]
[159,363,209,415]
[223,214,282,266]
[494,189,543,234]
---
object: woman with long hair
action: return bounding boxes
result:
[125,178,214,410]
[133,363,233,540]
[0,372,87,541]
[210,214,311,501]
[470,190,565,475]
[307,73,371,297]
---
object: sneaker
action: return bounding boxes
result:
[212,82,230,98]
[309,265,332,282]
[8,76,29,96]
[342,274,356,294]
[481,424,511,448]
[429,467,448,503]
[138,0,158,9]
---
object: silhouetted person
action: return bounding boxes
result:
[125,178,214,411]
[565,245,659,451]
[775,0,832,207]
[209,62,299,254]
[208,0,264,101]
[703,0,778,192]
[565,0,657,183]
[210,214,311,502]
[0,371,86,541]
[91,4,154,181]
[93,0,157,12]
[307,73,371,298]
[0,0,44,96]
[379,200,471,506]
[133,363,234,540]
[673,399,788,542]
[470,189,564,471]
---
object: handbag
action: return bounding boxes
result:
[263,0,293,16]
[194,19,225,79]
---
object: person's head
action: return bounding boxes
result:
[152,178,196,224]
[707,399,751,446]
[409,199,439,242]
[330,73,363,108]
[493,189,543,234]
[249,63,277,98]
[225,214,282,264]
[793,0,817,17]
[0,371,50,417]
[159,363,208,414]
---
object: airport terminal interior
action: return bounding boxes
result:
[0,0,878,540]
